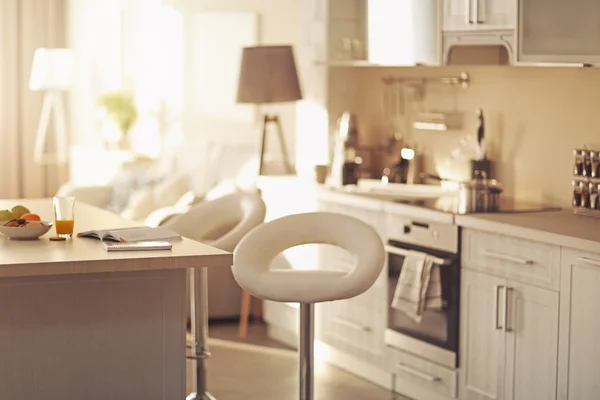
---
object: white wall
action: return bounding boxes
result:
[68,0,305,179]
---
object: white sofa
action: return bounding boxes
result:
[57,139,260,320]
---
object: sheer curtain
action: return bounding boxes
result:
[0,0,69,199]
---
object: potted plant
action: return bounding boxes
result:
[98,91,138,150]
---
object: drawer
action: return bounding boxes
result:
[320,287,386,356]
[462,229,561,290]
[389,346,458,399]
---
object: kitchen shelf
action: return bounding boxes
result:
[314,60,434,68]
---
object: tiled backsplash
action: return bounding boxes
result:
[352,66,600,208]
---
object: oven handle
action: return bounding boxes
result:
[385,245,452,266]
[395,362,441,382]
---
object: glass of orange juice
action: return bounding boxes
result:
[53,196,75,239]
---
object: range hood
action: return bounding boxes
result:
[367,0,440,66]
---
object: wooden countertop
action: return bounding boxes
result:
[0,198,232,278]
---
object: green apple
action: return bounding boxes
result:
[10,205,30,219]
[0,210,13,221]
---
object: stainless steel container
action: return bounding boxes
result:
[457,172,503,213]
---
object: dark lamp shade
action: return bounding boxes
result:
[236,45,302,104]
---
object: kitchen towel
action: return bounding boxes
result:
[391,250,442,323]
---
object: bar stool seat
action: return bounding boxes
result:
[232,212,385,400]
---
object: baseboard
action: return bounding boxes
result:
[265,324,393,392]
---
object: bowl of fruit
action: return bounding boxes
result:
[0,205,52,240]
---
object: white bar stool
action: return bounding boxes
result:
[232,212,385,400]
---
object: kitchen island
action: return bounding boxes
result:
[0,199,232,400]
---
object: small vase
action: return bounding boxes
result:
[116,135,131,151]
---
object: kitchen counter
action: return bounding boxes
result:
[456,210,600,253]
[0,198,231,399]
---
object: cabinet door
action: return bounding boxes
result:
[504,282,558,400]
[444,0,516,31]
[518,0,600,64]
[460,270,507,400]
[560,252,600,400]
[443,0,473,31]
[476,0,516,29]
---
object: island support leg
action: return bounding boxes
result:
[187,267,216,400]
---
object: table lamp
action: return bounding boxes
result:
[236,45,302,175]
[29,48,74,165]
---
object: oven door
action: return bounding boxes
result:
[385,239,460,368]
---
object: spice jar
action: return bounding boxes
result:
[581,181,590,208]
[590,182,598,210]
[592,151,600,178]
[573,180,583,207]
[574,149,584,176]
[583,150,592,177]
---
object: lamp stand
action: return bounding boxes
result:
[33,90,68,165]
[258,113,295,175]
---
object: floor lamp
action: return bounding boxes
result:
[29,48,73,165]
[236,45,302,175]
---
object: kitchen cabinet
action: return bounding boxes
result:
[460,269,559,400]
[443,0,517,32]
[316,195,387,368]
[557,249,600,399]
[518,0,600,64]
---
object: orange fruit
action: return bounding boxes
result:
[21,213,41,221]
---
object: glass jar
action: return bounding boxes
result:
[592,151,600,178]
[573,180,582,207]
[582,150,592,177]
[581,181,590,208]
[590,182,598,209]
[573,149,584,176]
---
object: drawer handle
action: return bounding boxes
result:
[396,362,441,382]
[481,250,534,265]
[333,316,371,332]
[577,256,600,267]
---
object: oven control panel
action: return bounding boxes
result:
[387,213,458,253]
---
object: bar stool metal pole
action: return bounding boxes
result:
[299,303,314,400]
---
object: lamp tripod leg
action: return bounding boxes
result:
[274,115,295,174]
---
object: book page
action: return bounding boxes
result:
[109,227,181,243]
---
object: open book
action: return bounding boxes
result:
[77,226,181,243]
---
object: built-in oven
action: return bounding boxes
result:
[383,217,460,370]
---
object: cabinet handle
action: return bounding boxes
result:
[504,287,513,333]
[466,0,473,24]
[396,363,441,382]
[577,256,600,267]
[495,285,504,331]
[474,0,484,24]
[334,316,371,332]
[481,250,535,265]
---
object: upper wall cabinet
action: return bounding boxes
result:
[443,0,517,32]
[518,0,600,64]
[324,0,440,66]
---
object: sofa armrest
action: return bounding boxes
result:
[55,183,113,209]
[144,206,189,227]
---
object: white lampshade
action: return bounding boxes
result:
[29,48,74,91]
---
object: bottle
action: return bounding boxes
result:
[330,112,360,186]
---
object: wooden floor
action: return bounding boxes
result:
[185,321,409,400]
